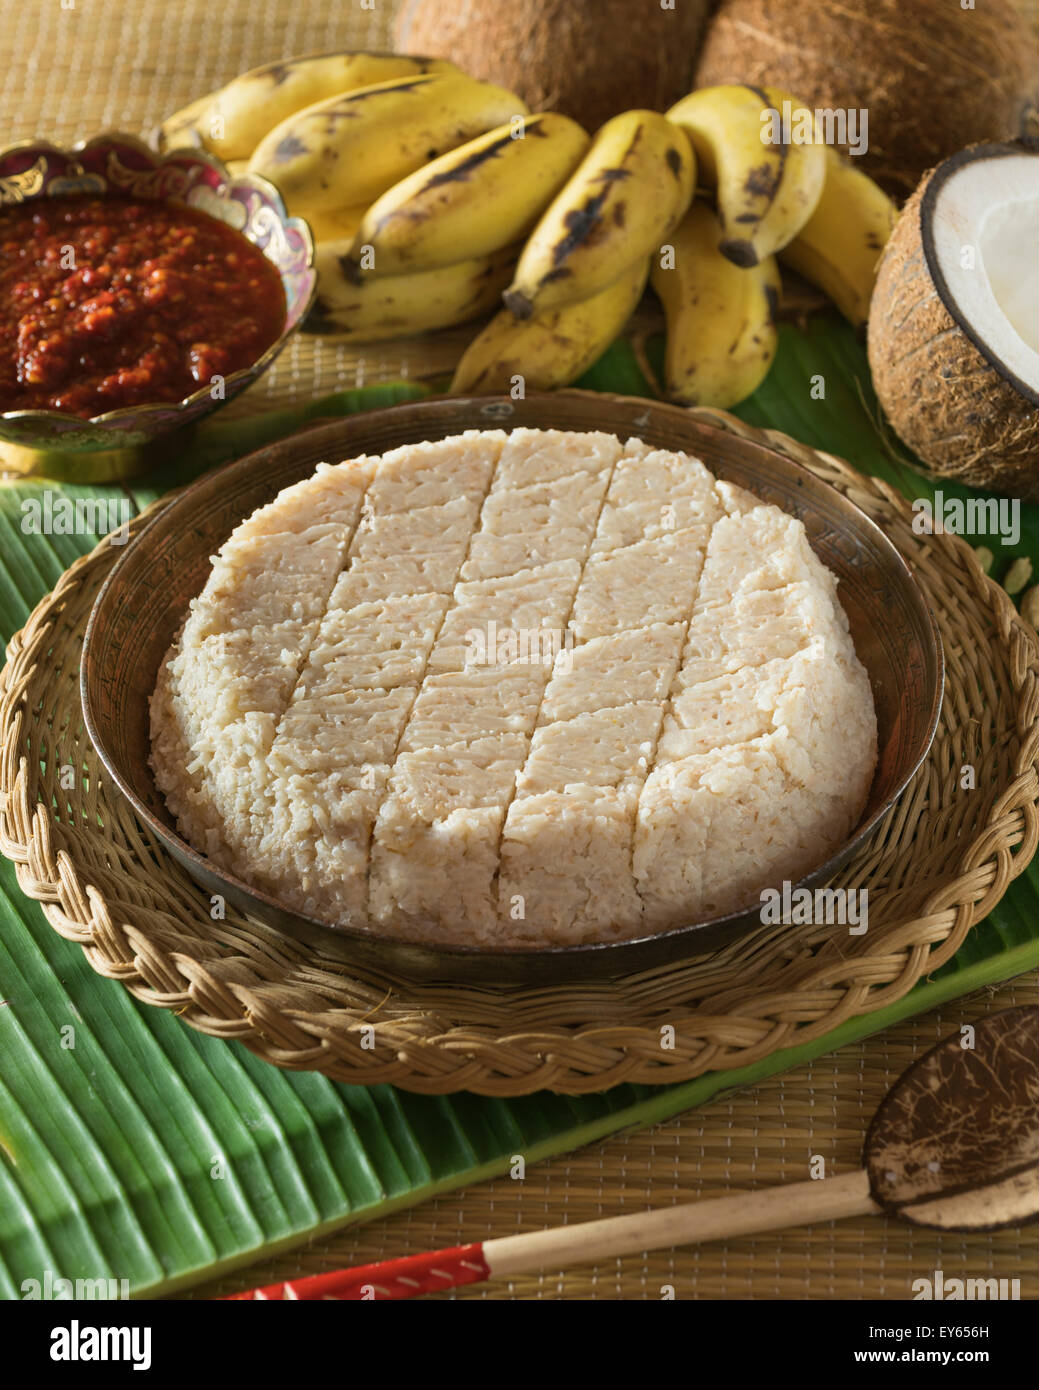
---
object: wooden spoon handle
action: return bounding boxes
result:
[486,1167,877,1277]
[225,1169,878,1300]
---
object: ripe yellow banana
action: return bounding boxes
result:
[159,93,211,151]
[667,86,827,268]
[501,110,695,319]
[778,149,897,327]
[158,52,460,160]
[452,256,650,394]
[347,112,590,278]
[651,200,781,409]
[248,73,529,221]
[309,242,517,340]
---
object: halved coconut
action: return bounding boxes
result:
[868,142,1039,498]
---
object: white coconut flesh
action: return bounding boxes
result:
[924,150,1039,401]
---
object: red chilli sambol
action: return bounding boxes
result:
[0,195,286,417]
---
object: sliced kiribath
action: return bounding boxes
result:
[338,494,481,602]
[260,764,390,927]
[592,444,724,554]
[216,459,376,544]
[364,430,504,513]
[460,468,613,581]
[491,427,623,489]
[516,703,664,796]
[295,590,448,696]
[538,622,686,722]
[694,507,839,615]
[569,527,711,638]
[635,736,860,929]
[273,686,416,775]
[369,733,528,943]
[430,559,582,674]
[657,656,791,761]
[261,685,416,905]
[497,784,645,944]
[715,479,762,517]
[400,665,548,751]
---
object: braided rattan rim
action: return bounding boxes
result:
[2,409,1038,1095]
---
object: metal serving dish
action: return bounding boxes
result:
[0,133,315,482]
[81,392,944,984]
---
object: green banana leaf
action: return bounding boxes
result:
[2,316,1039,1300]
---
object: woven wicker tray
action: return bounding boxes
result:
[2,410,1037,1096]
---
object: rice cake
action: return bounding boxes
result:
[151,429,878,950]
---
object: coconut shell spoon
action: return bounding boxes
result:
[224,1005,1039,1300]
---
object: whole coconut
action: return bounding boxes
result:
[695,0,1035,196]
[868,146,1039,499]
[395,0,711,133]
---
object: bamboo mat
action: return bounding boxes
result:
[5,0,1039,1300]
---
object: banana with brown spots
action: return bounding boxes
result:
[667,85,826,268]
[345,112,590,278]
[502,110,694,319]
[248,73,529,223]
[453,254,650,393]
[651,199,781,408]
[158,51,461,161]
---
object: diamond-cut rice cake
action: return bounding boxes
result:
[369,734,527,942]
[260,689,414,906]
[569,527,711,638]
[592,445,724,553]
[261,764,390,926]
[363,431,503,513]
[339,494,479,599]
[634,732,866,929]
[295,590,448,695]
[498,785,644,943]
[150,428,878,950]
[675,507,849,685]
[491,427,623,488]
[430,560,581,674]
[517,702,664,796]
[401,665,548,750]
[460,468,612,581]
[538,622,685,722]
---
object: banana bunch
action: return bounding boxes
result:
[309,110,590,338]
[159,51,461,159]
[645,85,897,407]
[450,110,693,394]
[160,56,897,374]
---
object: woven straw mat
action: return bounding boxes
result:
[4,0,1039,1297]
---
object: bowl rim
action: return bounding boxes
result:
[81,392,946,978]
[0,130,316,429]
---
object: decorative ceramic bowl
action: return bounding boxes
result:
[0,133,315,482]
[81,392,945,985]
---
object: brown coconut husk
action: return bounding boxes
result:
[867,155,1039,499]
[395,0,711,134]
[694,0,1035,198]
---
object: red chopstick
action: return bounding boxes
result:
[223,1243,492,1300]
[221,1170,877,1299]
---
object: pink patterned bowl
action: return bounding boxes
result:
[0,133,315,481]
